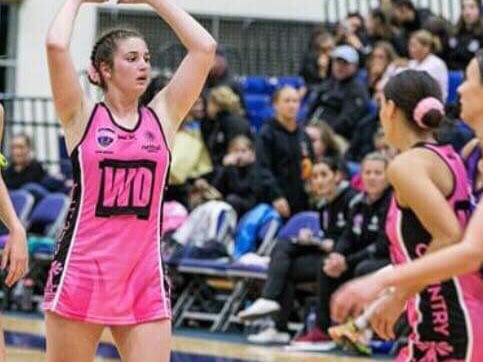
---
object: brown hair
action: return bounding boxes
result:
[306,120,342,158]
[410,30,442,54]
[271,85,298,104]
[89,28,145,89]
[362,151,390,169]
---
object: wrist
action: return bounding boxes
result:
[9,221,25,236]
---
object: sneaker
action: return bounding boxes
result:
[291,327,333,345]
[328,320,372,356]
[247,327,290,345]
[238,298,280,321]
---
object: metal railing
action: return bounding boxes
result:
[0,95,63,174]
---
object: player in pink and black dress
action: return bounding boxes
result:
[332,69,483,361]
[43,0,216,361]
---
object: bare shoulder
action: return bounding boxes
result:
[387,150,428,183]
[461,138,479,160]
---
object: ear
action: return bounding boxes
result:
[100,62,112,79]
[386,99,398,121]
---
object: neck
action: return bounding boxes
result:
[396,129,435,152]
[367,191,383,204]
[277,116,297,131]
[104,91,139,116]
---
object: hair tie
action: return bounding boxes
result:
[413,97,444,129]
[87,64,101,85]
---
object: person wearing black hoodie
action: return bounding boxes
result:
[239,157,356,345]
[292,152,392,344]
[202,86,252,169]
[255,86,314,218]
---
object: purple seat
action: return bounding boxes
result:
[28,193,69,237]
[277,211,321,240]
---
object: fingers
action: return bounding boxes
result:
[1,244,10,271]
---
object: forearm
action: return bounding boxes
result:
[0,177,22,233]
[46,0,82,49]
[148,0,216,53]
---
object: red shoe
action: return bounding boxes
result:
[291,327,332,345]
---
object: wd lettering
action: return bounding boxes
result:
[96,159,156,219]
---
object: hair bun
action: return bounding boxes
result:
[413,97,445,129]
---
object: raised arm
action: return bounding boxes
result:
[46,0,100,124]
[128,0,217,141]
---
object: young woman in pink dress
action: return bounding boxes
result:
[43,1,216,361]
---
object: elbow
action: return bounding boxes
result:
[198,38,217,57]
[45,35,68,53]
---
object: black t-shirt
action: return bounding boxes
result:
[3,160,46,189]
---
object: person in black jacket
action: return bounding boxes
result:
[307,45,370,141]
[209,135,257,216]
[239,158,356,345]
[255,86,314,218]
[202,86,252,168]
[447,0,483,71]
[292,152,391,344]
[3,134,46,190]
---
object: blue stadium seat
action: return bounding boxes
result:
[276,76,305,89]
[448,71,464,105]
[239,76,275,95]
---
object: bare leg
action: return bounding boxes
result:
[111,319,171,362]
[45,311,104,362]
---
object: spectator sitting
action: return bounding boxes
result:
[408,30,449,102]
[196,135,258,217]
[167,96,213,207]
[365,9,400,55]
[447,0,483,71]
[366,41,397,97]
[239,157,357,345]
[255,86,314,219]
[292,152,392,345]
[307,45,370,141]
[205,47,244,107]
[305,120,346,159]
[422,15,452,61]
[2,133,66,199]
[336,12,370,59]
[299,28,335,92]
[390,0,433,56]
[202,86,251,168]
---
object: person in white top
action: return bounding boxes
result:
[408,30,449,103]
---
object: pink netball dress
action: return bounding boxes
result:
[44,102,172,325]
[386,143,483,362]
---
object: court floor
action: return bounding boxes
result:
[3,314,388,361]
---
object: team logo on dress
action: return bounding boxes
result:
[144,130,155,142]
[96,128,116,148]
[142,130,161,153]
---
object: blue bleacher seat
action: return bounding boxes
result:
[448,71,464,105]
[239,76,275,95]
[276,76,305,89]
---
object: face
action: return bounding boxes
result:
[189,97,205,120]
[347,16,363,33]
[104,37,151,97]
[409,37,429,60]
[305,126,326,158]
[392,6,412,24]
[310,163,340,198]
[209,54,228,79]
[458,59,483,126]
[229,142,255,166]
[332,59,357,80]
[316,37,335,55]
[462,0,480,25]
[361,160,388,197]
[274,88,300,122]
[372,47,389,68]
[10,136,30,166]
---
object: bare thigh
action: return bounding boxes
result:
[111,319,171,362]
[45,311,104,362]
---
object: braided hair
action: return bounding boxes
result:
[88,28,144,89]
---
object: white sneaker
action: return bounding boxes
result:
[238,298,281,321]
[247,327,291,345]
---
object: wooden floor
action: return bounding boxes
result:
[3,315,386,362]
